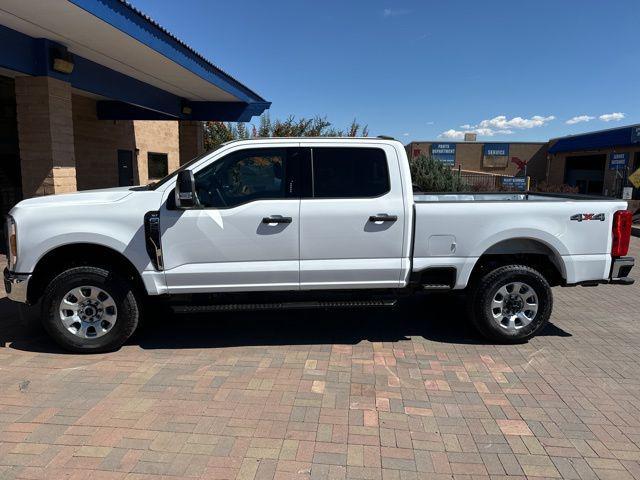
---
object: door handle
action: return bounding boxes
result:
[262,216,292,224]
[369,214,398,222]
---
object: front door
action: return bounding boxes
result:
[117,150,134,186]
[299,145,406,289]
[161,147,301,293]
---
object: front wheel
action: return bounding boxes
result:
[41,266,140,353]
[468,264,552,343]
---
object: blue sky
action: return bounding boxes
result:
[133,0,639,142]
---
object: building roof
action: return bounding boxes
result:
[549,124,640,154]
[406,141,548,146]
[0,0,270,121]
[113,0,266,102]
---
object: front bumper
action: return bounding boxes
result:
[3,268,31,303]
[610,256,635,285]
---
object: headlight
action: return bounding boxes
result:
[5,215,17,270]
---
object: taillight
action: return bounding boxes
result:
[612,210,632,257]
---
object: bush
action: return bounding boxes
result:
[410,155,464,192]
[531,181,579,194]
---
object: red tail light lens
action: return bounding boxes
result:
[612,210,632,257]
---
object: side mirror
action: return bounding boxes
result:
[175,170,199,209]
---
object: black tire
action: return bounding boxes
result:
[468,264,552,343]
[41,266,139,353]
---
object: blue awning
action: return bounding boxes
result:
[0,0,270,121]
[549,124,640,154]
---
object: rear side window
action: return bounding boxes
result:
[312,147,390,198]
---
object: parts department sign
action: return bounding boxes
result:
[483,143,510,168]
[430,143,456,167]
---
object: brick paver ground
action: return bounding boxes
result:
[0,239,638,480]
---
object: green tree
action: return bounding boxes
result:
[203,121,234,150]
[409,155,465,192]
[203,113,369,150]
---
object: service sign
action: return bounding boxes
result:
[430,143,456,166]
[502,177,527,191]
[483,143,510,168]
[609,152,629,170]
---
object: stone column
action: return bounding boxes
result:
[15,76,76,197]
[178,120,205,165]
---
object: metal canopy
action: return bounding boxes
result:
[549,125,640,154]
[0,0,270,121]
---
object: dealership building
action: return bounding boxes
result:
[406,141,549,179]
[547,124,640,199]
[0,0,269,218]
[407,125,640,206]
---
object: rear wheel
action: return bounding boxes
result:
[41,266,139,353]
[468,264,552,343]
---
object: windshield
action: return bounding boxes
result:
[147,145,225,190]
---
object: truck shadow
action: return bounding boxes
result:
[1,294,572,354]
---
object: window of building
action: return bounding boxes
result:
[147,152,168,180]
[312,147,389,198]
[194,148,289,208]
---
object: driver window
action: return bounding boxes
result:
[195,148,288,208]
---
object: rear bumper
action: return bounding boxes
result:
[3,268,31,303]
[609,256,634,285]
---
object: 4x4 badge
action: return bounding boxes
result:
[570,213,605,222]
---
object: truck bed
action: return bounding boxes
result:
[411,192,628,289]
[414,192,618,203]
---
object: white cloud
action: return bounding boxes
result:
[566,115,595,125]
[439,128,512,139]
[383,8,410,17]
[440,114,553,139]
[439,129,466,140]
[426,121,434,125]
[402,132,410,137]
[477,115,555,130]
[599,112,625,122]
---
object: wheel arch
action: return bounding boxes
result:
[468,237,567,287]
[27,243,147,305]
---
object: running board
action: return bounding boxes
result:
[421,284,452,291]
[172,299,397,314]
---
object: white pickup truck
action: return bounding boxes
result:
[4,138,635,352]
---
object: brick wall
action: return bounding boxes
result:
[179,121,205,165]
[15,76,76,197]
[73,97,186,189]
[406,142,548,179]
[546,154,566,185]
[548,146,640,195]
[72,95,136,190]
[134,120,180,186]
[15,83,217,195]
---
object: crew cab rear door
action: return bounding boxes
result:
[299,144,406,289]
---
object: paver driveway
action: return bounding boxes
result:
[0,239,638,480]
